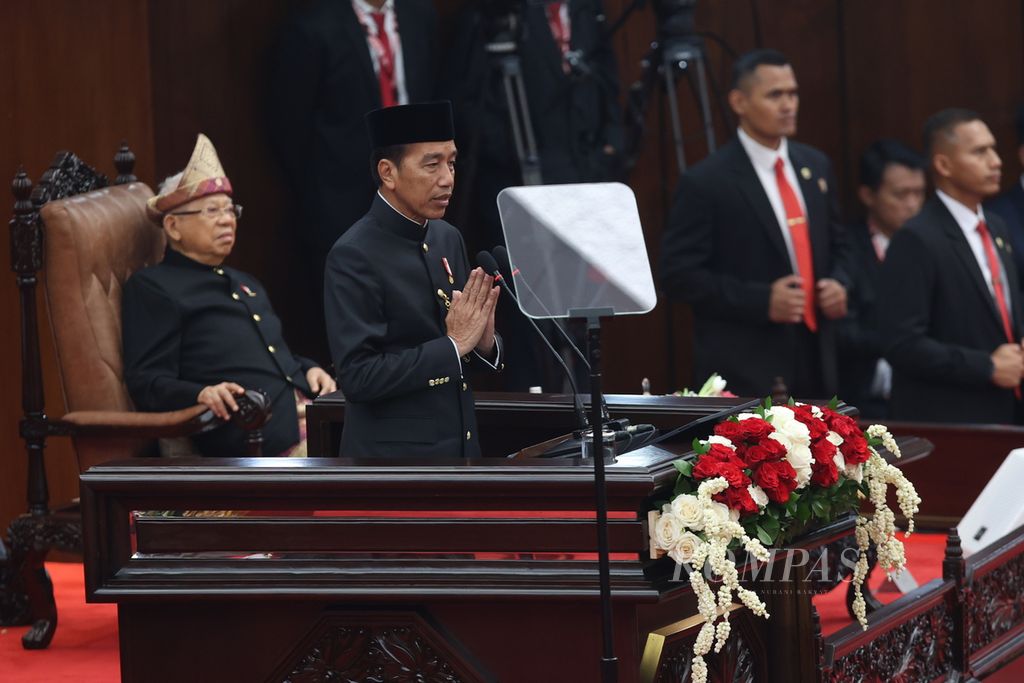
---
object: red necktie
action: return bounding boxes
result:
[545,2,571,73]
[370,12,397,108]
[977,220,1015,343]
[977,220,1020,399]
[774,157,817,332]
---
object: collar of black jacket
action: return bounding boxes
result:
[369,192,428,242]
[162,246,226,272]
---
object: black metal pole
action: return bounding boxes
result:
[588,316,617,682]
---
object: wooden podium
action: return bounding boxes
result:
[79,395,1024,682]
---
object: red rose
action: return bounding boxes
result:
[824,411,861,442]
[754,460,798,504]
[840,435,870,465]
[793,408,829,441]
[713,420,746,443]
[810,438,837,464]
[739,417,774,441]
[716,485,759,516]
[743,444,776,466]
[810,458,839,487]
[760,438,788,461]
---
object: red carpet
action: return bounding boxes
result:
[3,553,1022,681]
[1,562,119,682]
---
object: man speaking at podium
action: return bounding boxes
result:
[324,101,502,458]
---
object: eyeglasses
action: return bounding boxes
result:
[170,204,243,220]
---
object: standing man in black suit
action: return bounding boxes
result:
[270,0,439,258]
[324,102,503,458]
[837,140,926,418]
[660,49,850,399]
[985,104,1024,290]
[878,109,1023,424]
[269,0,439,359]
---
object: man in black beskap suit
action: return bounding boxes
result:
[879,109,1024,424]
[269,0,438,260]
[837,140,926,419]
[660,49,851,399]
[324,102,503,458]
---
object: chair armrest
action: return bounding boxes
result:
[55,390,271,439]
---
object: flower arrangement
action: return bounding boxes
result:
[648,398,921,683]
[674,372,737,398]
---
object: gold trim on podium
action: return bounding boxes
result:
[639,604,742,683]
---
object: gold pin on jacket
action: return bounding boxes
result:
[441,257,454,285]
[437,288,451,309]
[800,167,812,180]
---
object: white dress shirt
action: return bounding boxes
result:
[936,189,1010,307]
[737,127,808,275]
[352,0,409,105]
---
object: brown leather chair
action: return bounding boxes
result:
[0,146,268,649]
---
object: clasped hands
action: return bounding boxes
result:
[991,343,1024,389]
[768,274,848,323]
[446,267,500,357]
[197,367,336,420]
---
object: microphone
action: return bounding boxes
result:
[478,250,589,432]
[493,245,609,423]
[492,245,592,374]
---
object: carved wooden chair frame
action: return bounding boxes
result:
[0,144,269,649]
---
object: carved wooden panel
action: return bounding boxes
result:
[827,598,954,682]
[277,611,490,683]
[653,628,756,683]
[967,553,1024,654]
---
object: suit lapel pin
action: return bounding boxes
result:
[241,284,257,297]
[996,236,1005,249]
[441,257,454,285]
[800,167,812,180]
[436,288,451,309]
[818,177,828,193]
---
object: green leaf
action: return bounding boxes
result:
[787,396,796,406]
[762,516,781,535]
[673,459,694,477]
[811,499,830,518]
[828,396,840,411]
[796,501,812,522]
[674,478,694,496]
[756,525,774,546]
[764,396,773,410]
[691,438,709,455]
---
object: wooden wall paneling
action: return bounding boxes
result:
[840,0,1024,210]
[0,0,156,533]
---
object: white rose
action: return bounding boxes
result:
[748,484,769,508]
[826,430,844,447]
[769,431,794,452]
[653,512,686,550]
[787,444,814,487]
[668,531,705,564]
[845,463,864,483]
[768,406,795,424]
[706,435,734,449]
[833,451,847,472]
[810,405,823,418]
[670,494,705,531]
[708,500,740,524]
[777,415,810,446]
[709,375,727,395]
[736,412,758,421]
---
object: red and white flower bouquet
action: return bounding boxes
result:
[648,398,921,683]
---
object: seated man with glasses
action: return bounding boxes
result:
[122,133,335,457]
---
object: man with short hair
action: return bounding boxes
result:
[985,104,1024,288]
[660,49,850,399]
[838,140,926,417]
[123,134,336,457]
[324,101,502,458]
[878,109,1023,423]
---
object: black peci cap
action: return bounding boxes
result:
[366,101,455,149]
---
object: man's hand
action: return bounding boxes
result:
[816,278,848,320]
[446,268,500,357]
[306,367,337,396]
[769,274,805,324]
[476,284,500,357]
[197,382,245,420]
[991,343,1024,389]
